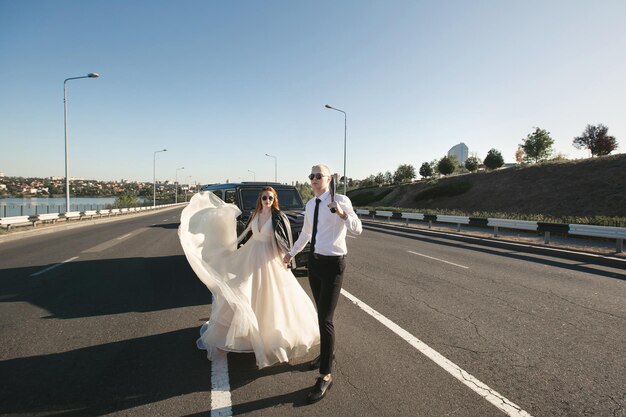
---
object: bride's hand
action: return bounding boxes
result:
[283,254,292,264]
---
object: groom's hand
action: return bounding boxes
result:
[283,254,292,264]
[328,202,346,219]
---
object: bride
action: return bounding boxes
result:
[178,186,320,368]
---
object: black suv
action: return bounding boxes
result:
[199,182,310,269]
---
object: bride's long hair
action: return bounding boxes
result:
[249,186,280,223]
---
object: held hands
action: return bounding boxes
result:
[283,253,293,264]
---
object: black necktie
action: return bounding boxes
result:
[311,198,321,254]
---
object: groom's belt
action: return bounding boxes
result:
[310,253,345,260]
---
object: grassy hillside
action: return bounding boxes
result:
[348,154,626,224]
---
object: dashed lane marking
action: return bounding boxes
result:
[30,256,79,277]
[82,228,148,253]
[407,250,469,269]
[210,350,232,417]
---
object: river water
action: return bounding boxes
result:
[0,197,147,217]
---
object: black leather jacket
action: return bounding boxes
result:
[238,209,296,268]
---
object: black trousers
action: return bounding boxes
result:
[308,254,346,375]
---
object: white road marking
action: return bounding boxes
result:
[30,256,79,277]
[82,229,148,253]
[341,289,533,417]
[210,350,232,417]
[407,250,469,269]
[347,235,357,239]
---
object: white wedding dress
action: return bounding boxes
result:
[178,192,320,368]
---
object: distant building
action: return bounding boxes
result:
[448,142,469,164]
[0,171,4,177]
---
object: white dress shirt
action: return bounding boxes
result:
[289,190,362,257]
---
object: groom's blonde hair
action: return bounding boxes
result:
[312,164,331,175]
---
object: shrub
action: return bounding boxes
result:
[484,149,505,170]
[419,162,433,178]
[437,157,455,175]
[464,156,480,172]
[350,187,394,206]
[414,182,472,202]
[115,193,138,208]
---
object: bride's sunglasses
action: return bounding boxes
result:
[308,173,327,180]
[262,195,274,201]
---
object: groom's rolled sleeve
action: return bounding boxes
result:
[338,196,362,235]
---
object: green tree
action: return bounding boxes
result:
[295,181,313,201]
[374,172,385,185]
[521,127,554,163]
[428,159,441,178]
[484,149,504,170]
[115,192,139,208]
[449,156,463,172]
[572,124,618,157]
[359,175,376,188]
[437,156,455,176]
[384,171,393,184]
[419,162,433,178]
[464,156,480,172]
[393,164,416,184]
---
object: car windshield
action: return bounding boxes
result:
[240,188,304,211]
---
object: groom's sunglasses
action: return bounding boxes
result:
[308,173,327,180]
[262,196,274,201]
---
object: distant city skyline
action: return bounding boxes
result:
[1,1,624,185]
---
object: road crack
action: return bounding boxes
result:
[333,363,384,415]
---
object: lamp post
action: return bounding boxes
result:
[185,175,193,202]
[265,154,277,182]
[247,169,256,181]
[325,104,347,195]
[175,166,184,204]
[63,72,99,212]
[153,149,167,207]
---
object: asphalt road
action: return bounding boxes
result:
[1,207,625,417]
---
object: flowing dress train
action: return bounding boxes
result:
[178,192,320,368]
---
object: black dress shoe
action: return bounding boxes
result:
[307,376,333,403]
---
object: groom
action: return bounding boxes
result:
[284,164,362,403]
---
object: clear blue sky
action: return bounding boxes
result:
[1,0,624,185]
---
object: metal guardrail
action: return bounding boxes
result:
[0,203,186,231]
[38,213,60,223]
[357,209,625,253]
[0,215,33,229]
[569,224,625,252]
[401,212,425,222]
[63,211,82,220]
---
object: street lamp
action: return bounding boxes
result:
[247,169,256,181]
[325,104,347,195]
[153,149,167,207]
[63,72,99,212]
[265,154,277,182]
[185,175,193,202]
[175,166,185,204]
